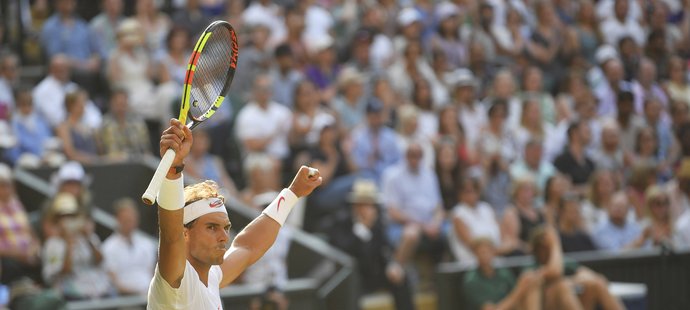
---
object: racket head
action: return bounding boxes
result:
[179,21,239,128]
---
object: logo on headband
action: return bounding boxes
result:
[209,199,224,208]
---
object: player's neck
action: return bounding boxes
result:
[188,256,211,287]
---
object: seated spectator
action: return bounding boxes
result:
[134,0,171,55]
[667,158,690,219]
[543,174,573,225]
[186,129,238,197]
[582,170,620,233]
[529,226,625,310]
[40,0,102,92]
[448,69,486,154]
[478,101,518,166]
[554,121,596,192]
[593,192,643,251]
[637,186,685,249]
[501,177,544,254]
[288,80,336,152]
[676,207,690,249]
[7,87,54,165]
[42,161,92,239]
[450,177,515,263]
[557,193,598,253]
[0,164,41,285]
[395,104,435,169]
[156,26,191,88]
[236,74,292,162]
[55,89,101,164]
[626,164,657,221]
[350,98,401,182]
[33,55,102,130]
[330,179,414,310]
[0,53,19,120]
[462,238,546,310]
[331,68,367,132]
[107,18,177,140]
[304,34,340,101]
[410,78,439,141]
[615,90,646,153]
[665,56,690,104]
[88,0,124,59]
[509,139,556,192]
[631,126,664,176]
[269,44,303,108]
[590,119,627,173]
[512,99,566,163]
[435,141,461,211]
[382,143,446,265]
[102,198,156,295]
[41,193,112,300]
[240,153,280,210]
[99,89,151,161]
[519,67,556,125]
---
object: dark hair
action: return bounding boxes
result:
[488,99,508,118]
[566,120,582,140]
[165,26,190,49]
[274,43,292,58]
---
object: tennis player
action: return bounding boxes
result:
[147,119,322,309]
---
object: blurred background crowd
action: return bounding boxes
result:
[1,0,690,309]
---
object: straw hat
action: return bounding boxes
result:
[347,179,382,204]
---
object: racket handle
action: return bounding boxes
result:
[142,149,177,205]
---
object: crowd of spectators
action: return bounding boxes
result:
[2,0,690,309]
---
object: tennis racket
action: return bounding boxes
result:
[142,20,239,205]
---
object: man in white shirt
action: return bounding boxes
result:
[103,198,156,295]
[147,119,321,309]
[32,54,102,129]
[599,0,645,46]
[235,74,292,160]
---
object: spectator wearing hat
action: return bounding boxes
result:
[41,161,92,239]
[332,67,367,132]
[394,7,423,54]
[102,198,156,296]
[41,192,112,300]
[557,193,598,253]
[270,44,304,108]
[448,68,486,156]
[329,179,415,310]
[236,73,292,162]
[0,164,42,285]
[350,98,401,183]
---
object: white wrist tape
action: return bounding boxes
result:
[157,176,184,211]
[262,188,298,226]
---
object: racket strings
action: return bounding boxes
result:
[189,27,235,120]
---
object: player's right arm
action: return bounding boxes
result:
[156,119,193,288]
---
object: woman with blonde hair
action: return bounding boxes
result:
[582,170,620,233]
[501,176,544,254]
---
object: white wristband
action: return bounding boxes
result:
[157,175,184,211]
[262,188,298,226]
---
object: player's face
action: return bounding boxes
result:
[187,213,231,266]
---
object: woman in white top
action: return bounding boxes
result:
[450,178,514,263]
[581,170,620,233]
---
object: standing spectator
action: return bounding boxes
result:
[236,74,292,162]
[134,0,171,55]
[350,98,401,182]
[186,129,238,197]
[55,90,101,164]
[89,0,124,59]
[0,164,41,285]
[509,139,557,192]
[40,0,102,90]
[270,44,303,108]
[7,87,54,165]
[102,198,156,295]
[42,193,111,300]
[0,53,19,119]
[593,192,643,251]
[107,18,177,142]
[557,193,598,253]
[330,179,415,310]
[33,55,102,130]
[554,121,596,190]
[382,143,445,265]
[99,89,151,161]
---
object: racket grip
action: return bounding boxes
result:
[142,149,177,205]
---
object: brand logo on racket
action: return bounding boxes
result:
[209,199,224,209]
[230,29,239,69]
[277,196,285,212]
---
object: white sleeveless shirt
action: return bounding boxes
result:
[147,260,223,310]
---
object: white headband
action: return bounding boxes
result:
[183,197,228,225]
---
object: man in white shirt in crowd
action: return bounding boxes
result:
[235,74,292,161]
[382,142,446,267]
[147,119,321,309]
[32,54,102,129]
[103,198,157,295]
[599,0,645,46]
